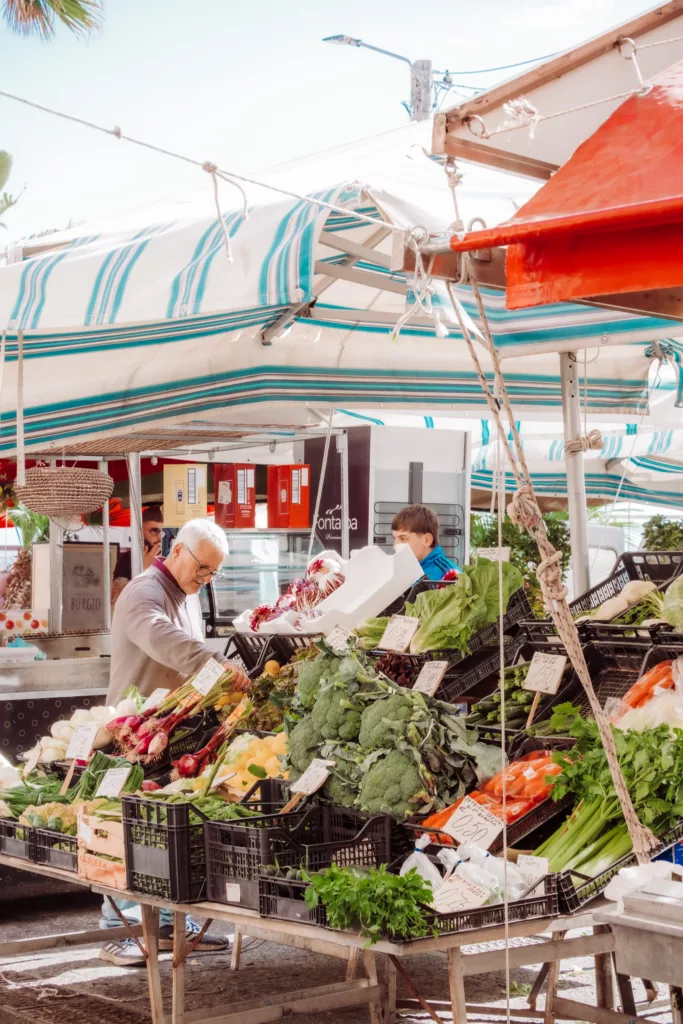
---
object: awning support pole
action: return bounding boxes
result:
[99,460,111,629]
[48,516,63,633]
[560,352,590,595]
[127,453,144,579]
[338,432,350,560]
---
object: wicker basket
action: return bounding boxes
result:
[15,467,114,517]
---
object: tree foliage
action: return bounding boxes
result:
[642,514,683,552]
[3,0,101,38]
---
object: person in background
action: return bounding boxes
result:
[113,503,164,581]
[101,518,249,966]
[391,503,458,581]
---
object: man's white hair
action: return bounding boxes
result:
[172,519,229,557]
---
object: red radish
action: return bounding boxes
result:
[174,753,203,777]
[142,780,161,791]
[148,732,169,758]
[134,734,153,755]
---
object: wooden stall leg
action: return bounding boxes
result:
[385,955,397,1024]
[172,910,186,1024]
[141,904,164,1024]
[448,946,468,1024]
[346,947,360,980]
[594,926,614,1010]
[230,927,242,971]
[528,963,550,1010]
[671,985,683,1024]
[363,949,384,1024]
[611,956,637,1017]
[543,929,565,1024]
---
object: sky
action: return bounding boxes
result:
[0,0,651,241]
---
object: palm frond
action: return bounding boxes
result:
[7,503,49,549]
[3,0,101,38]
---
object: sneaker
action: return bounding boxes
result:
[158,919,229,953]
[99,938,146,967]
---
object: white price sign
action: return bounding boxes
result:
[516,854,549,891]
[192,657,225,696]
[325,625,354,653]
[523,652,567,695]
[96,766,132,798]
[379,615,420,653]
[290,758,335,795]
[225,883,241,902]
[442,796,503,849]
[476,547,511,562]
[210,771,236,792]
[432,875,489,913]
[66,723,99,761]
[413,661,448,697]
[23,744,41,776]
[141,688,170,712]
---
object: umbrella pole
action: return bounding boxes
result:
[99,460,111,629]
[127,453,144,578]
[560,352,590,594]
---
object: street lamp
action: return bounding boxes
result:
[322,35,432,121]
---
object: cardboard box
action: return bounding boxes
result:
[163,463,208,527]
[214,464,256,529]
[77,809,126,889]
[267,465,310,528]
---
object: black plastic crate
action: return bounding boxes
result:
[557,817,683,913]
[0,818,35,861]
[259,874,328,926]
[619,551,683,585]
[638,642,683,676]
[271,634,322,664]
[205,806,391,910]
[34,828,77,873]
[225,632,273,672]
[420,873,559,938]
[522,563,633,645]
[581,620,674,644]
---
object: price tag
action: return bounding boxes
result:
[413,661,448,697]
[290,758,335,795]
[225,883,241,902]
[432,875,489,913]
[441,796,503,849]
[66,724,99,761]
[95,766,132,798]
[192,657,226,696]
[476,547,511,562]
[325,625,354,653]
[24,743,41,776]
[141,688,170,712]
[517,854,549,895]
[379,615,420,653]
[523,652,567,695]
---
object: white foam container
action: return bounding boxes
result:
[233,544,422,635]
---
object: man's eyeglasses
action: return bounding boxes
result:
[185,545,225,581]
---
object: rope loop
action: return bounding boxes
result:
[536,550,568,602]
[506,486,543,533]
[565,429,603,456]
[464,114,490,139]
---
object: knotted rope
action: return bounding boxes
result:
[446,264,658,864]
[565,429,603,456]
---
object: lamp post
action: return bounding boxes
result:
[323,35,432,121]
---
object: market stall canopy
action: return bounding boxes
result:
[433,0,683,180]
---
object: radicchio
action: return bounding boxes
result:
[306,557,345,598]
[249,604,281,632]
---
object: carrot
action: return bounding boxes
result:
[622,661,673,707]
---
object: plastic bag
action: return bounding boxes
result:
[400,833,443,890]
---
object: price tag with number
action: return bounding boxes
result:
[432,875,490,913]
[192,658,226,696]
[142,688,170,712]
[523,652,567,695]
[516,854,549,888]
[413,661,448,697]
[379,615,420,653]
[476,547,511,562]
[442,796,503,849]
[96,766,132,798]
[290,758,336,795]
[325,625,354,653]
[66,724,99,761]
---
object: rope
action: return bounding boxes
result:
[565,429,603,456]
[203,163,235,262]
[392,230,449,342]
[446,267,658,864]
[16,328,25,487]
[444,157,464,233]
[307,412,335,561]
[0,89,406,236]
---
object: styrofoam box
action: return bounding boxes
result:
[0,647,39,663]
[234,544,422,635]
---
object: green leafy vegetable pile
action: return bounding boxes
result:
[303,864,436,944]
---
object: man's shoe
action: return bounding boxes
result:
[158,919,229,953]
[99,938,146,966]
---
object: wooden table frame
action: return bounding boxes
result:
[0,852,667,1024]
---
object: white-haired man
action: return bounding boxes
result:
[101,519,247,966]
[108,518,249,705]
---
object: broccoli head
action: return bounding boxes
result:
[297,654,335,710]
[311,687,362,742]
[358,693,416,750]
[358,750,429,819]
[323,770,359,808]
[286,715,323,773]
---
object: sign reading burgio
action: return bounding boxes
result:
[523,652,567,695]
[163,463,208,527]
[442,795,503,849]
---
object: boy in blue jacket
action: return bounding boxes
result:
[391,504,458,581]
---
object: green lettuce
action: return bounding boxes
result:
[662,576,683,630]
[463,558,523,622]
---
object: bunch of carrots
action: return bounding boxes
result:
[618,660,674,711]
[420,750,562,844]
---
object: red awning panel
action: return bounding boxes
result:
[448,61,683,308]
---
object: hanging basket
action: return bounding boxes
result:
[14,467,114,518]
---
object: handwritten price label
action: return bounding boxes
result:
[290,758,335,795]
[141,688,170,712]
[523,652,567,695]
[476,547,511,562]
[325,625,354,653]
[379,615,420,653]
[413,661,448,697]
[192,657,226,696]
[517,854,549,896]
[432,875,489,913]
[442,796,503,849]
[66,724,99,761]
[96,766,132,799]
